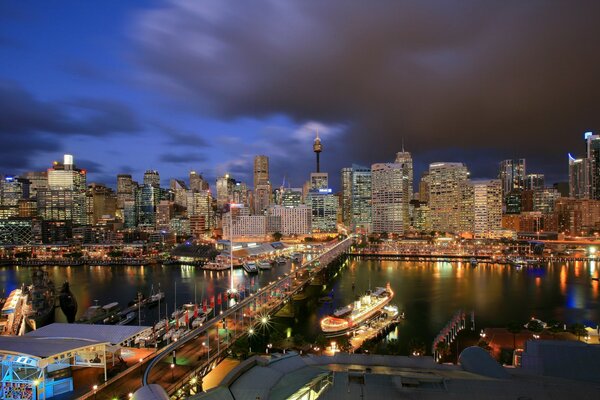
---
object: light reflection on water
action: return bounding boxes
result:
[0,258,598,347]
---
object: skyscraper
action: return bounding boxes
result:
[569,154,591,199]
[584,132,600,199]
[143,170,160,188]
[499,159,526,197]
[253,155,269,188]
[38,154,88,225]
[371,152,412,235]
[471,180,502,237]
[216,174,236,208]
[428,162,469,233]
[525,174,545,191]
[189,171,209,192]
[341,165,372,233]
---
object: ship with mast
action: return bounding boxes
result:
[320,283,394,336]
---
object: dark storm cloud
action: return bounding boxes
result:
[133,0,600,183]
[156,123,210,148]
[160,152,207,164]
[76,159,104,174]
[0,81,141,172]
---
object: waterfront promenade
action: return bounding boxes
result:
[79,236,354,399]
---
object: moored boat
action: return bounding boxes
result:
[320,284,394,336]
[258,260,272,270]
[243,261,258,274]
[58,281,78,323]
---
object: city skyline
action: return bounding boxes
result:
[2,1,600,189]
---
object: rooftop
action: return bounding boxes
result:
[26,323,151,345]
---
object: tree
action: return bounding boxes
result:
[507,321,522,350]
[435,341,450,361]
[271,232,283,242]
[570,323,587,340]
[526,319,545,333]
[408,339,426,356]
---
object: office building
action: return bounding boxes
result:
[569,154,591,199]
[38,155,88,225]
[309,173,329,191]
[143,170,160,188]
[187,191,213,231]
[216,174,236,209]
[341,165,372,232]
[189,170,209,192]
[280,188,303,207]
[499,159,526,196]
[428,162,469,233]
[307,189,338,233]
[525,174,545,191]
[253,155,269,188]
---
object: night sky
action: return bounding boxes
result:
[1,1,600,191]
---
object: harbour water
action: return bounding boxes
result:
[1,258,599,353]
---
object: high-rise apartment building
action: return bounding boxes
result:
[569,154,591,199]
[471,180,502,237]
[371,152,412,235]
[428,162,469,233]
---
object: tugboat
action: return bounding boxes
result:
[24,269,55,331]
[58,281,78,323]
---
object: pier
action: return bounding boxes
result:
[79,236,354,399]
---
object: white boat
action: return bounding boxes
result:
[258,260,272,270]
[275,257,287,264]
[117,312,136,325]
[203,261,230,271]
[320,284,394,335]
[243,261,258,273]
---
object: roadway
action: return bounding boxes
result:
[82,237,354,399]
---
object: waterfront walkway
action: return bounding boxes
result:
[81,236,354,399]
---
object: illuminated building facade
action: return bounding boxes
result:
[371,152,412,235]
[428,162,469,233]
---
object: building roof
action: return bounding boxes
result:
[192,349,600,400]
[171,243,217,258]
[26,323,151,345]
[0,336,105,359]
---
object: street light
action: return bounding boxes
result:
[266,343,272,354]
[170,363,175,383]
[92,384,98,400]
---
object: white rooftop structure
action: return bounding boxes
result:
[27,322,152,346]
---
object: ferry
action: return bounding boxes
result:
[203,261,230,271]
[243,261,258,274]
[320,283,394,336]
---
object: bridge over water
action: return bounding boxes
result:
[81,236,354,399]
